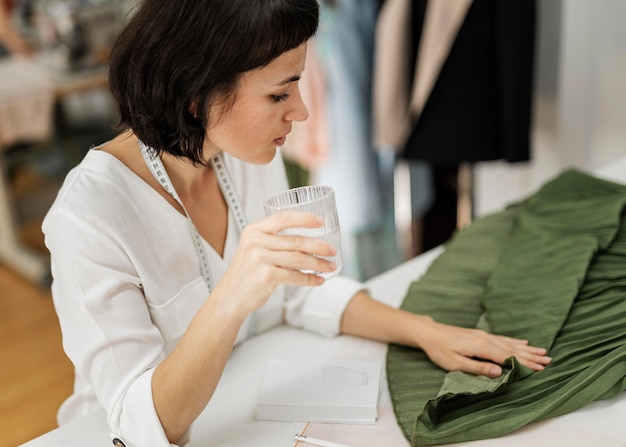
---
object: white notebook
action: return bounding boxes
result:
[256,358,382,424]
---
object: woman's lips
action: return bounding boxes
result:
[274,136,286,147]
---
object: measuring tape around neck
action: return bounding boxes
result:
[139,141,257,338]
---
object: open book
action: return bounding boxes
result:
[256,358,382,424]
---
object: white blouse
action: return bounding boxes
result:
[42,148,364,446]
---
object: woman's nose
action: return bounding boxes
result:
[285,87,309,122]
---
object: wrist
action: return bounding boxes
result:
[406,313,436,349]
[204,281,250,327]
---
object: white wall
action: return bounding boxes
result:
[473,0,626,216]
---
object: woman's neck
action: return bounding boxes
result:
[102,131,220,203]
[160,152,213,199]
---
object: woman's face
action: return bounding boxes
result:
[204,43,309,164]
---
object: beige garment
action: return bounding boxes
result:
[0,56,55,149]
[281,40,330,170]
[373,0,472,150]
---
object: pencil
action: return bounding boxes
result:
[294,433,355,447]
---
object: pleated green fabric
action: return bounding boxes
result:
[386,169,626,446]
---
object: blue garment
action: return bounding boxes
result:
[315,0,382,234]
[314,1,435,280]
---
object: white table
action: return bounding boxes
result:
[0,56,55,285]
[0,56,107,285]
[21,228,626,447]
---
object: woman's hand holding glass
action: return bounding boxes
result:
[263,185,342,280]
[217,211,337,316]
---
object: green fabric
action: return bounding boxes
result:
[283,158,310,188]
[386,169,626,446]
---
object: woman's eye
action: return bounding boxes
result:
[271,93,290,103]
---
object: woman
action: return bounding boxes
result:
[43,1,551,446]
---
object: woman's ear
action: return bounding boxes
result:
[188,98,200,120]
[183,98,203,126]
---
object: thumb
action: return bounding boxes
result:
[458,357,503,378]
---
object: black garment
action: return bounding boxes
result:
[402,0,537,164]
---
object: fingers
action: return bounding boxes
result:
[268,250,336,273]
[242,213,338,280]
[240,228,337,274]
[220,212,336,317]
[269,264,326,288]
[263,232,338,258]
[229,217,337,296]
[513,349,552,371]
[456,357,503,378]
[452,348,550,379]
[257,211,324,234]
[494,335,552,371]
[467,352,551,378]
[246,212,338,257]
[418,321,554,378]
[474,334,552,373]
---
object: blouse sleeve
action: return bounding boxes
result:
[43,210,187,447]
[283,275,366,337]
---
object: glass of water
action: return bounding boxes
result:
[264,185,342,280]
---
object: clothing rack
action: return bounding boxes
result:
[394,160,473,261]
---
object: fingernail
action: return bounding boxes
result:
[490,366,502,377]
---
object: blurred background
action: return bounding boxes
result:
[1,0,626,445]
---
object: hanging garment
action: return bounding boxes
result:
[386,169,626,445]
[374,0,536,163]
[313,0,384,234]
[281,40,330,171]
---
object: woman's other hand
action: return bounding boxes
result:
[341,292,552,378]
[416,318,552,377]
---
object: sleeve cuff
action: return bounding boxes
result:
[109,368,190,447]
[300,275,366,337]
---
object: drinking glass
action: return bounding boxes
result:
[264,185,342,280]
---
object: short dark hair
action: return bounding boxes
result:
[108,0,320,165]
